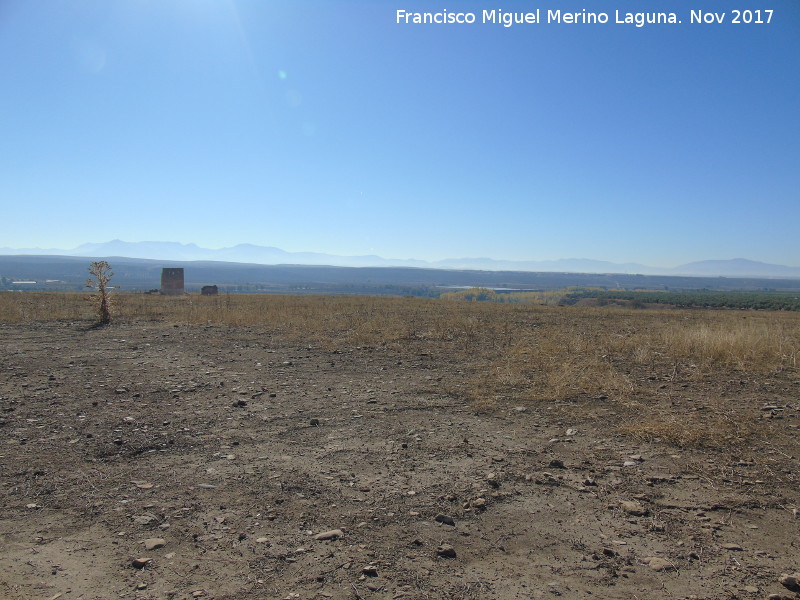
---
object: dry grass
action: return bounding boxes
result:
[2,292,798,434]
[658,319,798,373]
[619,409,757,449]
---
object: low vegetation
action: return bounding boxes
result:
[2,291,797,421]
[440,287,566,305]
[561,288,800,310]
[441,286,800,310]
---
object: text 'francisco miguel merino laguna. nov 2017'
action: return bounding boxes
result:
[395,8,775,28]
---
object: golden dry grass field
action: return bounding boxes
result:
[1,292,798,599]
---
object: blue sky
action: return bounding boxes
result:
[1,0,798,267]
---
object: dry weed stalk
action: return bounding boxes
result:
[85,261,118,324]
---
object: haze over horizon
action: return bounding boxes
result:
[3,238,800,278]
[2,1,799,268]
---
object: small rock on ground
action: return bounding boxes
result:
[780,573,800,593]
[643,557,676,572]
[133,514,158,526]
[132,557,152,569]
[620,501,649,517]
[720,543,743,551]
[434,514,455,526]
[143,538,166,551]
[314,529,344,541]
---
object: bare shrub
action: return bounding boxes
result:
[85,261,118,324]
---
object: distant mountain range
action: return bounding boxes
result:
[1,240,798,279]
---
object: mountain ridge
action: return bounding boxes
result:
[1,240,798,278]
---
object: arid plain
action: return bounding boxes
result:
[1,293,798,599]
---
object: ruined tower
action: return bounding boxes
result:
[160,268,185,295]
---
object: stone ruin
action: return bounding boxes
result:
[160,268,185,295]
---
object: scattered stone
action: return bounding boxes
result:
[365,581,381,591]
[25,503,40,509]
[310,418,320,427]
[191,591,206,598]
[620,501,648,517]
[437,544,457,558]
[566,428,577,436]
[362,565,378,577]
[256,537,270,543]
[434,514,455,526]
[131,557,152,569]
[136,583,148,590]
[780,573,800,593]
[143,538,166,551]
[720,543,743,551]
[197,483,216,489]
[314,529,344,541]
[623,461,638,467]
[643,557,675,572]
[471,497,487,509]
[548,459,565,469]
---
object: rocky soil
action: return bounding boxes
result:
[1,321,798,599]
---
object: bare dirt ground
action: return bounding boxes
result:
[1,319,798,600]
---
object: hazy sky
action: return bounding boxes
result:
[1,0,798,267]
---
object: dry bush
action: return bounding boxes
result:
[85,261,117,324]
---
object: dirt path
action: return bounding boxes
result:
[1,322,798,599]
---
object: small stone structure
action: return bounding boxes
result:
[160,268,184,295]
[201,285,218,296]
